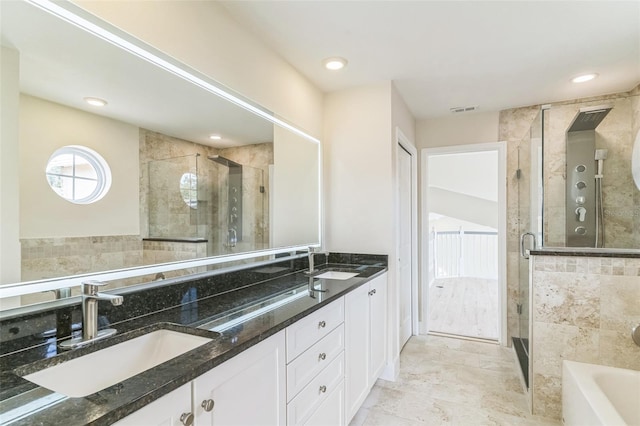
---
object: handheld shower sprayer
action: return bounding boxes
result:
[595,149,608,178]
[594,149,608,247]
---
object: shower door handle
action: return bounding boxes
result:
[520,232,536,259]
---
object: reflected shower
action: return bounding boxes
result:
[208,155,243,247]
[565,105,612,248]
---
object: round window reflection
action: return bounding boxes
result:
[45,145,111,204]
[180,172,198,209]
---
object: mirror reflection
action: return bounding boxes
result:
[1,1,320,307]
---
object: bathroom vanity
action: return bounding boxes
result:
[0,254,388,425]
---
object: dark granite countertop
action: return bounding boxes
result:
[529,247,640,258]
[0,262,387,425]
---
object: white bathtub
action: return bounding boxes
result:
[562,360,640,426]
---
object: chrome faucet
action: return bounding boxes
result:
[59,280,123,350]
[306,246,329,275]
[308,247,317,274]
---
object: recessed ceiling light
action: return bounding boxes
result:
[323,57,348,71]
[572,73,598,83]
[84,97,107,107]
[209,135,222,140]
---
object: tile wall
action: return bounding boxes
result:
[529,254,640,419]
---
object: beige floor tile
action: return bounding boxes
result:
[351,335,560,426]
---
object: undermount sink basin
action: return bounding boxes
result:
[314,271,359,280]
[22,329,212,397]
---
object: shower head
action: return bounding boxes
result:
[567,105,613,132]
[207,155,241,168]
[595,149,608,161]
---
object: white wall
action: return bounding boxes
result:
[324,81,416,380]
[428,187,498,229]
[428,151,498,201]
[272,125,320,247]
[323,83,393,253]
[20,95,140,238]
[74,0,324,139]
[416,111,499,149]
[0,47,21,289]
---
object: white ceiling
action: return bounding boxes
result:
[220,1,640,119]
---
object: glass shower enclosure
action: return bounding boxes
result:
[514,110,544,389]
[146,153,268,259]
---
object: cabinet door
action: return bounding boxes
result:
[287,324,344,402]
[344,283,370,423]
[303,380,345,426]
[369,274,387,384]
[287,354,344,426]
[113,383,192,426]
[286,298,344,362]
[194,330,286,426]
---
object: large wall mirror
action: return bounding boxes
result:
[0,0,321,309]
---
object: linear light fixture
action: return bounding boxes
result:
[26,0,320,145]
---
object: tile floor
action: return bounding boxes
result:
[350,335,560,426]
[428,277,499,340]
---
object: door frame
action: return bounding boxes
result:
[396,129,419,342]
[420,142,507,345]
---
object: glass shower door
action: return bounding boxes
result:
[515,109,543,389]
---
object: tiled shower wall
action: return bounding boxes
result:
[542,89,640,248]
[529,254,640,420]
[498,84,640,345]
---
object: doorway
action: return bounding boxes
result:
[397,130,418,351]
[421,143,506,343]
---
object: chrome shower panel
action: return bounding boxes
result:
[566,130,597,247]
[565,105,612,247]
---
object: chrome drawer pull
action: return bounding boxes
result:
[201,399,215,412]
[319,385,327,394]
[318,320,326,328]
[318,352,326,361]
[180,412,194,426]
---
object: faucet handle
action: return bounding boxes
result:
[82,280,107,295]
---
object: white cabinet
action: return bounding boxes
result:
[345,273,387,423]
[286,297,346,426]
[113,382,192,426]
[114,275,386,426]
[114,331,285,426]
[286,298,344,362]
[194,330,286,426]
[303,378,345,426]
[369,274,387,383]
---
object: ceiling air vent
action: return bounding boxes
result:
[450,105,479,113]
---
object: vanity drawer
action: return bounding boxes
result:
[286,297,344,362]
[286,352,345,426]
[287,324,344,401]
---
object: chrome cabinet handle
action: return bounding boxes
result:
[368,290,373,296]
[318,320,326,328]
[201,399,215,412]
[180,412,194,426]
[319,385,327,394]
[372,289,377,294]
[318,352,326,361]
